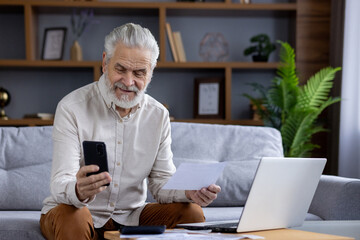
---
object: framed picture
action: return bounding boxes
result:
[41,27,67,60]
[194,77,224,119]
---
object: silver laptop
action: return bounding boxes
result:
[177,157,326,233]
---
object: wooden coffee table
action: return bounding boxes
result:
[104,228,354,240]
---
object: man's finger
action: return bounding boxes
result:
[81,186,108,200]
[208,184,221,193]
[201,188,217,201]
[77,165,99,178]
[79,172,111,189]
[193,193,207,206]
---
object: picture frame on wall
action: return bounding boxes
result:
[194,77,224,119]
[41,27,67,60]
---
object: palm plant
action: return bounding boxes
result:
[244,41,341,157]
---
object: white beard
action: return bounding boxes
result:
[104,73,147,109]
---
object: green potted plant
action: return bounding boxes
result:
[244,41,341,157]
[244,34,276,62]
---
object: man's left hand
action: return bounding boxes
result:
[185,184,221,207]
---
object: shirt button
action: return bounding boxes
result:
[117,141,122,144]
[110,202,115,207]
[117,162,121,166]
[114,183,119,187]
[118,119,122,123]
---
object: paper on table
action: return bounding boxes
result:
[168,229,265,239]
[162,162,227,190]
[120,230,264,239]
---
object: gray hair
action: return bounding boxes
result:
[104,23,159,70]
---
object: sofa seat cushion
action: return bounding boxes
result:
[202,207,323,223]
[0,211,44,240]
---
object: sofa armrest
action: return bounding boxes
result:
[309,175,360,220]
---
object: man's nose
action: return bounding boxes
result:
[122,71,135,86]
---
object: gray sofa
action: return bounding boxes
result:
[1,123,360,240]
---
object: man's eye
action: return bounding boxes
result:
[134,71,145,77]
[116,68,126,73]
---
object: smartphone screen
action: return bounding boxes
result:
[83,141,110,186]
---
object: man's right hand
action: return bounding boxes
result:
[75,165,112,201]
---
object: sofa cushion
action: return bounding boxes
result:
[309,175,360,220]
[170,122,284,207]
[0,211,44,240]
[0,127,53,210]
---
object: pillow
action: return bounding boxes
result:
[0,126,53,210]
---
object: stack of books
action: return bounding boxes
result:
[166,22,187,62]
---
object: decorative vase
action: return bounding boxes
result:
[70,40,83,61]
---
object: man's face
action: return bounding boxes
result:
[102,42,152,109]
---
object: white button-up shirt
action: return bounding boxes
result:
[41,75,189,228]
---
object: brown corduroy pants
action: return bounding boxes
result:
[40,202,205,240]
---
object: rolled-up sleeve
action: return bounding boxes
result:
[50,102,94,208]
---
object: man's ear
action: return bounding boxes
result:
[102,52,107,73]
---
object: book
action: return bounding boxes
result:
[173,31,187,62]
[24,113,54,120]
[165,22,179,62]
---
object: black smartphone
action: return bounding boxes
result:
[83,141,109,186]
[119,225,166,235]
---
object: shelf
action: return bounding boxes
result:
[0,1,297,11]
[157,62,279,69]
[0,60,278,70]
[164,3,297,11]
[0,118,262,127]
[0,59,100,68]
[0,119,53,126]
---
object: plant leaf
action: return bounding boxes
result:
[276,41,298,89]
[282,97,340,157]
[298,67,341,110]
[269,41,299,122]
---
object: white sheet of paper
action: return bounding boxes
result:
[120,230,264,239]
[162,162,227,190]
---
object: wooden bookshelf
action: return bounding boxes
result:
[0,0,336,174]
[0,0,297,126]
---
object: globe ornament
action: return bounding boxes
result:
[0,87,11,120]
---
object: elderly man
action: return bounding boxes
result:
[40,23,221,240]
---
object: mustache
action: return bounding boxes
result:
[113,82,139,93]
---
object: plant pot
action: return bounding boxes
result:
[70,40,83,61]
[252,55,268,62]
